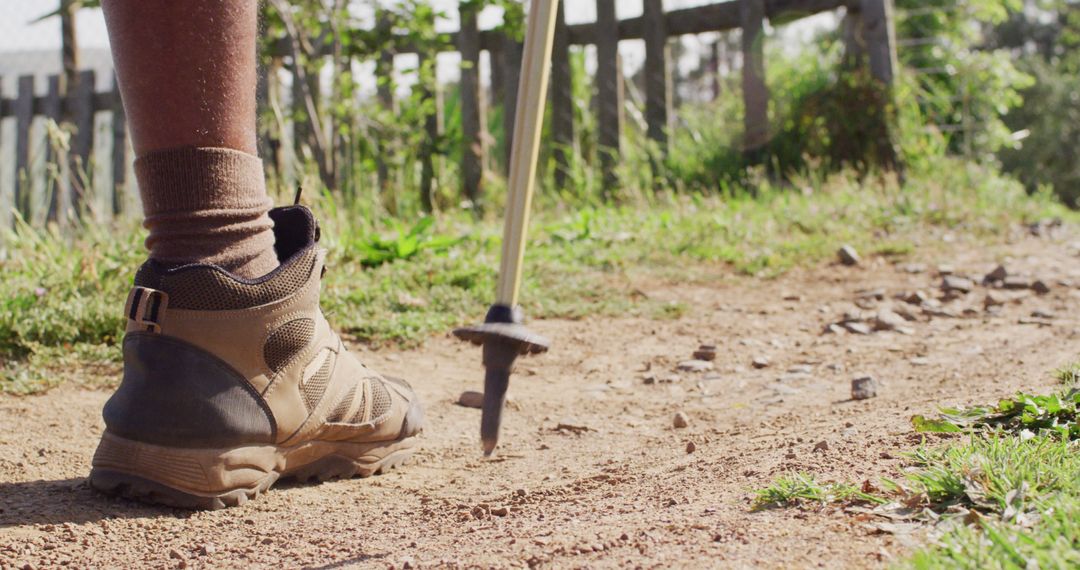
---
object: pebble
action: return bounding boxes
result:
[843,322,872,335]
[751,356,770,369]
[851,376,878,400]
[169,549,184,561]
[985,264,1008,283]
[1004,276,1032,290]
[1033,280,1051,294]
[673,412,690,429]
[456,391,484,409]
[693,344,717,361]
[941,275,974,293]
[837,245,860,266]
[199,544,215,556]
[813,440,829,452]
[686,441,697,454]
[677,359,713,373]
[490,506,509,517]
[874,308,908,331]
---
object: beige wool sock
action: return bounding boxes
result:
[135,147,279,279]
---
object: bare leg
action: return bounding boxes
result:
[102,0,277,277]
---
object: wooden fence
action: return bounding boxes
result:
[0,0,896,225]
[270,0,896,205]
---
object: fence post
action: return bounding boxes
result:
[596,0,622,195]
[643,0,672,150]
[44,75,70,225]
[740,0,768,159]
[69,69,96,210]
[549,0,574,192]
[861,0,897,84]
[860,0,900,171]
[458,3,485,204]
[111,75,127,216]
[14,75,34,221]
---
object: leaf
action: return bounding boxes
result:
[912,415,963,433]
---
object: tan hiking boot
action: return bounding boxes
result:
[89,205,424,509]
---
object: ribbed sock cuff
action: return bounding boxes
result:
[135,147,279,278]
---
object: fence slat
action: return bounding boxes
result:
[376,12,395,203]
[643,0,671,148]
[14,75,34,220]
[596,0,622,195]
[44,75,69,225]
[458,5,484,204]
[741,0,769,158]
[549,1,574,192]
[111,76,127,216]
[69,69,96,208]
[417,47,438,213]
[501,34,523,169]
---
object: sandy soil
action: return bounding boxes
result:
[3,226,1079,569]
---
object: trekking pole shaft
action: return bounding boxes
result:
[496,0,560,306]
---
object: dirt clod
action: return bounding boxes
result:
[851,376,878,400]
[693,345,717,361]
[685,441,697,454]
[490,506,509,517]
[813,440,829,452]
[673,412,690,429]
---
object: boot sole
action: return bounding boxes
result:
[88,432,418,510]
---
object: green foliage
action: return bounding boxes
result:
[911,388,1080,439]
[342,216,460,267]
[999,58,1080,206]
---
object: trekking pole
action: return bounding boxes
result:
[453,0,559,456]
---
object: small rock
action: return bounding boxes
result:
[751,356,770,369]
[825,323,847,335]
[515,488,527,496]
[685,441,697,454]
[900,263,926,274]
[902,290,929,305]
[677,359,713,373]
[693,345,717,361]
[169,549,185,561]
[1003,276,1032,290]
[813,440,829,452]
[843,321,873,335]
[941,275,975,293]
[984,292,1005,307]
[1033,280,1051,294]
[937,264,955,276]
[874,308,908,331]
[1031,309,1056,319]
[456,390,484,409]
[555,420,592,433]
[199,544,216,556]
[490,506,509,517]
[787,364,812,375]
[783,293,803,301]
[984,265,1008,283]
[673,412,690,429]
[851,376,878,400]
[838,245,860,266]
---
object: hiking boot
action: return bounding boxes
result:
[89,205,424,510]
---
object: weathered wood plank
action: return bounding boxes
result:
[458,4,484,204]
[375,12,396,204]
[741,0,769,157]
[643,0,671,147]
[501,34,523,169]
[111,77,127,216]
[549,0,574,192]
[44,75,69,224]
[14,75,34,219]
[595,0,622,194]
[69,69,96,207]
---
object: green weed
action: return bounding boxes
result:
[753,473,886,510]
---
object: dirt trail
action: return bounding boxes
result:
[3,226,1080,569]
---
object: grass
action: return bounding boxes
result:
[0,157,1074,394]
[753,365,1080,569]
[753,473,887,510]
